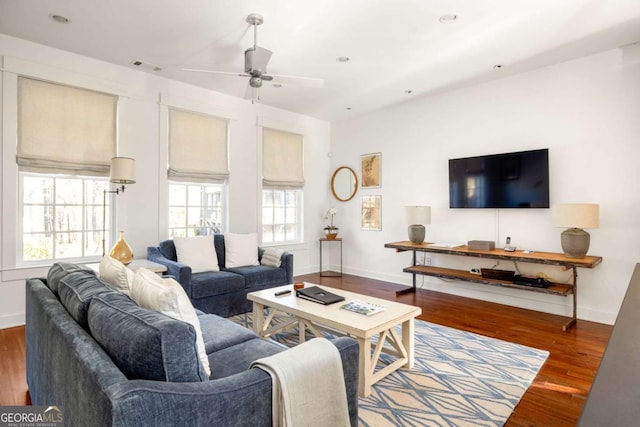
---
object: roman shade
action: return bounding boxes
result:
[168,108,229,183]
[262,128,304,188]
[17,77,117,176]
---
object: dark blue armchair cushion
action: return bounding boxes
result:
[190,271,245,298]
[58,271,112,330]
[225,265,288,289]
[88,292,208,382]
[47,262,97,296]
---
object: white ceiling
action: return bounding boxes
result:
[1,0,640,121]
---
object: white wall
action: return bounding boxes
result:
[330,44,640,325]
[0,34,332,329]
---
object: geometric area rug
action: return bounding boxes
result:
[230,315,548,427]
[357,320,549,427]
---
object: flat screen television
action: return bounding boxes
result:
[449,148,549,209]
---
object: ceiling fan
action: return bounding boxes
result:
[182,13,324,102]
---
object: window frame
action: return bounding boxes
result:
[261,187,303,246]
[18,171,111,266]
[167,181,227,238]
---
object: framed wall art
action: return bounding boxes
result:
[361,195,381,230]
[360,152,381,188]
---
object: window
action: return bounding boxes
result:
[261,128,304,245]
[17,77,118,263]
[262,188,302,244]
[168,182,225,237]
[20,172,109,262]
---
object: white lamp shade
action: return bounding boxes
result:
[110,157,136,184]
[404,206,431,225]
[552,203,599,229]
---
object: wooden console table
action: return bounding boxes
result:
[385,241,602,330]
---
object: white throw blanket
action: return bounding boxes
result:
[250,338,351,427]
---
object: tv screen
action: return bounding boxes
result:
[449,149,549,209]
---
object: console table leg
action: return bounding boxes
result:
[562,267,578,331]
[396,250,418,296]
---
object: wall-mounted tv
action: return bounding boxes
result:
[449,148,549,209]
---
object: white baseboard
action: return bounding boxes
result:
[0,313,25,330]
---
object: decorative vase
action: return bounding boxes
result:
[324,227,339,240]
[109,230,134,265]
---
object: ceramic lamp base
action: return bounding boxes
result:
[560,227,590,258]
[408,224,426,244]
[110,231,134,265]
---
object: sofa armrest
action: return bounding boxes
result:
[258,247,294,284]
[280,252,294,284]
[147,247,193,296]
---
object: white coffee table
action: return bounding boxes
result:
[247,283,422,397]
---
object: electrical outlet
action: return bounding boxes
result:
[424,256,432,266]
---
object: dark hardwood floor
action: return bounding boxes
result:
[0,272,611,426]
[298,273,612,427]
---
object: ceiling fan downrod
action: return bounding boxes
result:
[246,13,263,50]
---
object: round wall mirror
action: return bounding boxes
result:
[331,166,358,202]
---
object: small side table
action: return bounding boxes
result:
[319,238,342,277]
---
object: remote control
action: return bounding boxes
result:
[274,290,291,296]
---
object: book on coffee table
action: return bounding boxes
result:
[296,286,345,305]
[340,300,385,316]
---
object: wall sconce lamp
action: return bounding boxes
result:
[404,206,431,244]
[552,203,599,258]
[102,157,136,256]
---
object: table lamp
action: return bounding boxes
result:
[404,206,431,244]
[552,203,599,258]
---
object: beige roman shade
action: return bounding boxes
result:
[168,108,229,183]
[262,128,304,188]
[17,77,117,176]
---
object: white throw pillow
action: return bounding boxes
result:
[260,247,284,268]
[173,236,219,273]
[225,233,259,268]
[99,255,134,295]
[130,268,211,378]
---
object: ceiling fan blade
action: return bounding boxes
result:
[268,74,325,88]
[181,68,248,77]
[245,46,272,74]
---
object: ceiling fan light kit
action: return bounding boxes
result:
[182,13,323,103]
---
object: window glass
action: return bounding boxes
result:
[261,188,302,245]
[168,182,225,237]
[20,172,108,263]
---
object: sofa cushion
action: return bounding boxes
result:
[158,239,178,261]
[190,271,245,299]
[58,271,112,330]
[208,338,286,380]
[174,236,220,273]
[88,292,208,382]
[198,313,258,353]
[130,268,211,378]
[47,262,97,296]
[99,255,133,295]
[224,233,259,268]
[225,265,288,289]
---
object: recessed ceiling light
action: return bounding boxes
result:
[346,107,352,110]
[439,14,458,24]
[272,83,283,88]
[404,90,413,94]
[49,14,70,24]
[336,56,351,63]
[493,64,503,69]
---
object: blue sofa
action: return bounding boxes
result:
[147,235,293,317]
[26,264,359,427]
